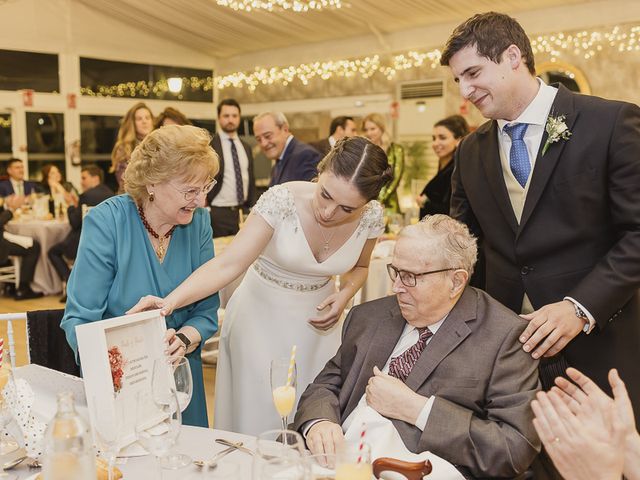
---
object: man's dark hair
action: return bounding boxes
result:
[6,158,23,168]
[81,164,104,183]
[329,116,354,136]
[440,12,536,76]
[217,98,241,116]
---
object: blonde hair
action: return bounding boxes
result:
[124,125,219,203]
[362,113,391,151]
[399,214,478,278]
[110,102,153,173]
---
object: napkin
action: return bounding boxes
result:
[343,405,464,480]
[2,377,47,458]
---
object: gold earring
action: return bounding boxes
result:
[148,191,155,202]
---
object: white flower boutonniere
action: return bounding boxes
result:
[542,115,572,156]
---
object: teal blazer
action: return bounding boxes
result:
[61,195,219,427]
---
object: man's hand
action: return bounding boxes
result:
[365,366,427,424]
[306,421,344,456]
[519,300,584,358]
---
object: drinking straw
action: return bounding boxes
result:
[0,337,3,368]
[357,422,366,464]
[286,345,297,387]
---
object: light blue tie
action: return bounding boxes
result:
[504,123,530,187]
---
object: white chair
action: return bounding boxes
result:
[0,312,27,368]
[0,256,21,290]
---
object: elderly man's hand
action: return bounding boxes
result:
[519,300,584,358]
[365,367,427,424]
[306,421,344,457]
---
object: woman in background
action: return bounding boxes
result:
[362,113,404,213]
[38,164,79,205]
[111,102,153,193]
[417,115,470,218]
[154,107,192,129]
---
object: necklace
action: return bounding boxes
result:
[311,201,336,254]
[137,205,176,261]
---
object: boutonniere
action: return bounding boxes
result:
[542,114,572,155]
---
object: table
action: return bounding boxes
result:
[5,219,71,295]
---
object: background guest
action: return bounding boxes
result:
[48,164,114,302]
[206,98,256,237]
[37,164,78,203]
[110,102,154,193]
[154,106,191,129]
[362,113,404,213]
[416,115,470,218]
[0,158,38,211]
[310,116,357,157]
[253,111,321,186]
[62,125,220,427]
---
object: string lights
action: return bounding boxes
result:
[215,0,343,13]
[0,117,10,128]
[79,23,639,96]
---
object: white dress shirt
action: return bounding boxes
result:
[10,179,25,197]
[210,130,250,207]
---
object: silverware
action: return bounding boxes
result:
[194,441,245,469]
[215,438,255,456]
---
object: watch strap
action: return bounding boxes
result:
[175,332,191,348]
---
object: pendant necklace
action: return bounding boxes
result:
[312,201,336,254]
[138,205,176,261]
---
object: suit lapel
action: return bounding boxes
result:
[405,289,476,391]
[478,122,519,233]
[343,303,406,418]
[273,138,296,185]
[519,85,578,232]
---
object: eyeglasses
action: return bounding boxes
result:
[386,263,459,287]
[169,178,217,202]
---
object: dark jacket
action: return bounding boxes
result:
[269,137,321,186]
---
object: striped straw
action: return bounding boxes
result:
[357,422,366,464]
[286,345,297,387]
[0,337,4,369]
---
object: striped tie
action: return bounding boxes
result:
[229,138,244,205]
[388,327,433,382]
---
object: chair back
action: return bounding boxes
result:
[0,256,21,288]
[26,309,80,377]
[0,312,25,368]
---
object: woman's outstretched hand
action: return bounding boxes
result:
[127,295,174,317]
[308,292,347,331]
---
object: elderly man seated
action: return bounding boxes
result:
[292,215,540,479]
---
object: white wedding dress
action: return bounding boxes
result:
[213,184,384,435]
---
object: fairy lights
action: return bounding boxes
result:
[79,23,639,96]
[216,0,343,13]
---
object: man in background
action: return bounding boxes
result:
[206,98,256,237]
[253,112,321,186]
[310,116,357,157]
[0,158,38,210]
[48,164,113,302]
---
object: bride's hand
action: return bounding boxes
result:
[127,295,175,316]
[308,292,347,331]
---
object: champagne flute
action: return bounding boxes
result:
[253,429,305,480]
[335,443,372,480]
[256,456,306,479]
[171,356,193,413]
[270,357,296,436]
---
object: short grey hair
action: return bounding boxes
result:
[253,111,289,129]
[399,214,478,277]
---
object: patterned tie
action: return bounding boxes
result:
[17,182,24,196]
[388,327,433,382]
[504,123,531,188]
[229,138,244,205]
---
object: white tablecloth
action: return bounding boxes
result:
[5,219,71,295]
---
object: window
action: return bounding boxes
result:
[80,58,213,102]
[0,114,11,155]
[0,49,59,92]
[26,112,65,180]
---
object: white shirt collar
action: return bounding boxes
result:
[497,79,558,131]
[328,135,337,147]
[218,130,237,141]
[402,313,447,338]
[279,135,294,161]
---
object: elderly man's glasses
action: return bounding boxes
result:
[386,263,459,287]
[170,178,217,202]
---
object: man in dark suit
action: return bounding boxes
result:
[206,98,256,237]
[0,210,42,300]
[0,158,38,210]
[48,164,113,301]
[253,112,321,186]
[310,116,357,157]
[441,12,640,427]
[293,216,540,479]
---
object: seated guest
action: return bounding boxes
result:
[310,116,357,157]
[0,158,38,211]
[532,367,640,480]
[37,164,79,205]
[48,164,114,302]
[0,208,42,300]
[292,215,540,478]
[61,125,220,427]
[154,107,192,129]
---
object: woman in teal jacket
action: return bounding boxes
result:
[62,125,219,427]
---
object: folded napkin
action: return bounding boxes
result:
[3,231,33,249]
[344,405,464,480]
[2,377,47,458]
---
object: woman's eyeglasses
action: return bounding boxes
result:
[170,178,217,202]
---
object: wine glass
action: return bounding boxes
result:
[270,358,296,436]
[91,395,124,480]
[335,442,372,480]
[387,213,404,236]
[171,356,193,413]
[253,429,305,479]
[255,456,306,479]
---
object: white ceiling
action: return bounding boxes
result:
[77,0,594,60]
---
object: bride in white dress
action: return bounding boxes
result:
[130,137,393,434]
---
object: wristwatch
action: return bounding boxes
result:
[175,332,191,350]
[572,303,592,333]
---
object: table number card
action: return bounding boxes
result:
[76,310,167,448]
